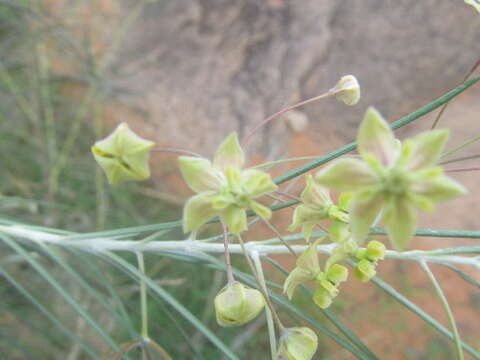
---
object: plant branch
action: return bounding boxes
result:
[420,261,464,360]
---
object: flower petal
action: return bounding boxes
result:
[249,200,272,220]
[383,197,417,250]
[315,158,377,192]
[301,174,332,208]
[183,193,219,233]
[222,205,247,234]
[287,205,326,241]
[349,189,383,245]
[241,169,277,198]
[403,130,449,171]
[178,156,225,193]
[213,132,245,172]
[357,107,397,166]
[283,267,311,300]
[412,175,467,203]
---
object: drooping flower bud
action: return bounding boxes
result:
[276,327,318,360]
[92,122,155,185]
[214,282,265,327]
[331,75,361,106]
[313,264,348,309]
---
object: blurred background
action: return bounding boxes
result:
[1,1,479,359]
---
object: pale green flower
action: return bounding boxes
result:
[276,327,318,360]
[214,282,265,327]
[92,122,155,185]
[353,240,386,282]
[283,241,348,308]
[288,175,348,241]
[316,107,466,250]
[179,132,277,234]
[465,0,480,13]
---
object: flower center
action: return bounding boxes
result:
[382,168,409,196]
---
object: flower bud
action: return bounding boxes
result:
[92,122,155,185]
[366,240,386,261]
[276,327,318,360]
[354,259,376,282]
[214,282,265,327]
[326,264,348,285]
[331,75,360,106]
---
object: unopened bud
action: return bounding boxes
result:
[366,240,386,261]
[214,282,265,327]
[92,123,155,185]
[331,75,360,106]
[354,259,376,282]
[276,327,318,360]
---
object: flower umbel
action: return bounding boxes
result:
[92,122,155,185]
[179,132,277,234]
[276,327,318,360]
[315,107,466,250]
[214,282,265,327]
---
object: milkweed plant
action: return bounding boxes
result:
[84,72,479,360]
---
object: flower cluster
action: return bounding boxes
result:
[91,74,467,360]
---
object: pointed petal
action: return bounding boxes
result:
[178,156,225,193]
[412,175,467,203]
[315,158,377,192]
[383,197,417,250]
[301,174,332,208]
[241,169,277,198]
[222,205,247,234]
[183,193,219,233]
[288,205,325,241]
[296,241,321,273]
[249,200,272,220]
[349,189,383,245]
[357,107,397,166]
[213,132,245,172]
[403,130,449,171]
[283,268,311,300]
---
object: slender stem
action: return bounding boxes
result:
[431,57,480,129]
[152,148,202,157]
[445,167,480,173]
[262,218,298,258]
[420,261,464,360]
[440,154,480,165]
[274,190,301,202]
[222,224,235,283]
[242,92,333,147]
[441,135,480,159]
[251,251,277,360]
[237,235,285,331]
[251,156,324,170]
[136,252,149,339]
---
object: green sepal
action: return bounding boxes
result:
[213,132,245,172]
[183,192,219,233]
[178,156,225,193]
[222,205,247,234]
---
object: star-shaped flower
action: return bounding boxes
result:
[92,122,155,185]
[179,132,277,234]
[315,107,466,250]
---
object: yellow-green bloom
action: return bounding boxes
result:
[91,122,155,185]
[316,107,466,250]
[283,241,348,308]
[276,327,318,360]
[288,175,348,241]
[179,132,277,234]
[214,282,265,327]
[353,240,386,282]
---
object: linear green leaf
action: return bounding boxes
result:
[0,233,121,351]
[0,265,99,358]
[101,251,240,360]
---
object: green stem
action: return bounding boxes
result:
[136,252,149,339]
[251,251,277,360]
[237,235,285,331]
[420,261,464,360]
[251,156,323,170]
[274,76,480,185]
[440,154,480,165]
[441,135,480,159]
